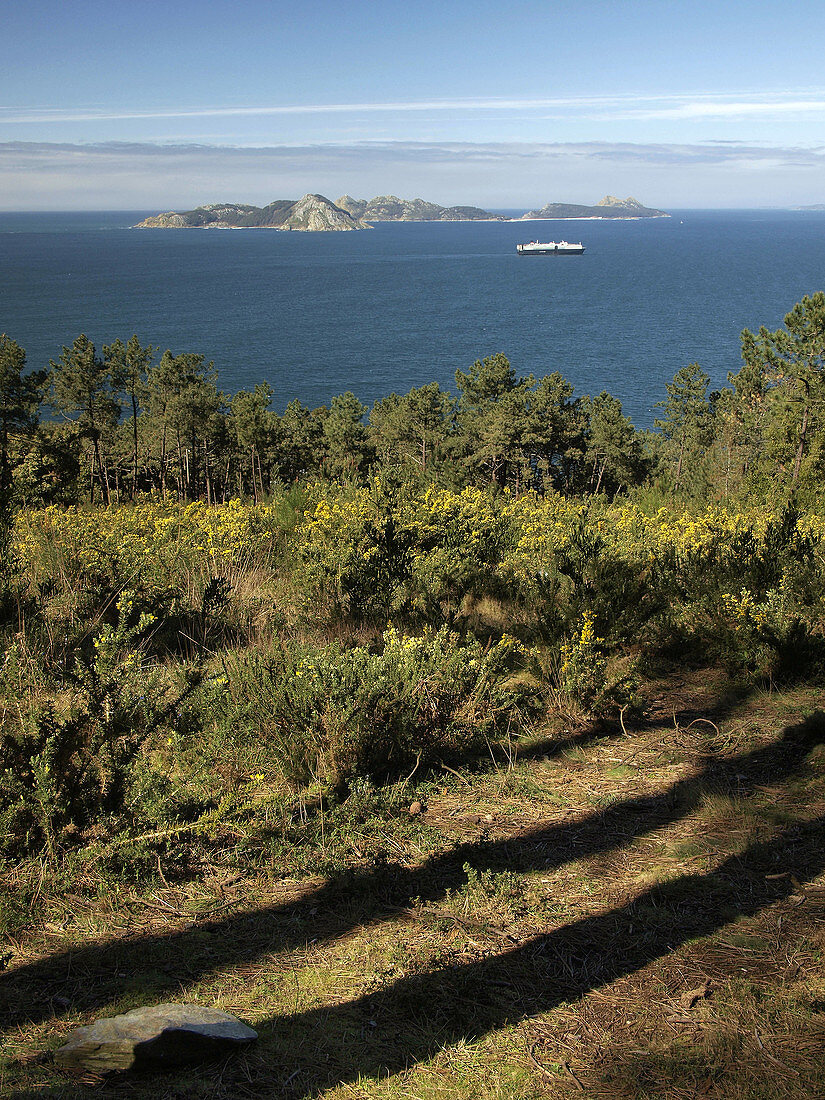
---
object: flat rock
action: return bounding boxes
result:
[55,1003,257,1072]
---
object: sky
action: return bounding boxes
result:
[2,0,825,210]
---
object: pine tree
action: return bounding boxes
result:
[230,383,275,501]
[146,351,222,499]
[733,292,825,497]
[323,392,371,480]
[103,335,155,498]
[369,382,454,474]
[584,391,646,494]
[49,334,119,504]
[654,362,714,495]
[455,353,533,489]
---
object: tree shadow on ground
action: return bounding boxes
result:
[17,810,825,1099]
[246,811,825,1099]
[4,709,822,1043]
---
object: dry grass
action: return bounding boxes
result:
[2,669,825,1099]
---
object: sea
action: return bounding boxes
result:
[2,209,825,427]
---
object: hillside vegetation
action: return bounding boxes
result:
[1,295,824,1098]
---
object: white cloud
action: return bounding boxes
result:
[2,138,825,210]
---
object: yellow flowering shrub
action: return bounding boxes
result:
[15,499,291,594]
[559,610,610,708]
[396,486,510,619]
[13,490,825,675]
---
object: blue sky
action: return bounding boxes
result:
[3,0,825,209]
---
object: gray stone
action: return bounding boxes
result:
[55,1003,257,1072]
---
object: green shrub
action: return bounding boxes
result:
[206,627,538,788]
[0,592,194,858]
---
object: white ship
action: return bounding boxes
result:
[516,240,585,255]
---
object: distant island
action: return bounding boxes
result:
[520,195,669,220]
[133,193,668,231]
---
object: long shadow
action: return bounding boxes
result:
[246,811,825,1099]
[3,712,823,1037]
[17,813,825,1099]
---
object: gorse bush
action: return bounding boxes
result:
[11,492,825,674]
[559,611,611,711]
[294,480,509,625]
[0,593,197,858]
[207,626,537,788]
[15,498,295,603]
[3,486,824,863]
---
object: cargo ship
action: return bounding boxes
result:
[516,240,585,255]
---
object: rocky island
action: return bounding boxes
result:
[134,192,669,230]
[521,195,669,220]
[134,194,367,231]
[134,192,507,230]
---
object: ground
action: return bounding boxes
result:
[2,669,825,1099]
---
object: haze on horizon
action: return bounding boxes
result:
[3,0,825,211]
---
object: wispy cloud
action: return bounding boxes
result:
[4,90,825,126]
[606,99,825,121]
[3,138,824,168]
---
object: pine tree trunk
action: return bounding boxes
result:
[589,456,599,491]
[204,439,213,504]
[791,378,811,491]
[595,458,606,494]
[87,394,109,505]
[92,434,109,505]
[222,455,231,502]
[190,429,198,499]
[674,430,686,493]
[256,450,266,501]
[160,423,168,500]
[131,391,139,500]
[176,434,184,500]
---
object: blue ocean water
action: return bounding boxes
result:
[1,209,824,426]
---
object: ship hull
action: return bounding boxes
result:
[517,243,585,255]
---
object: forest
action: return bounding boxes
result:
[1,291,824,509]
[1,295,824,1098]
